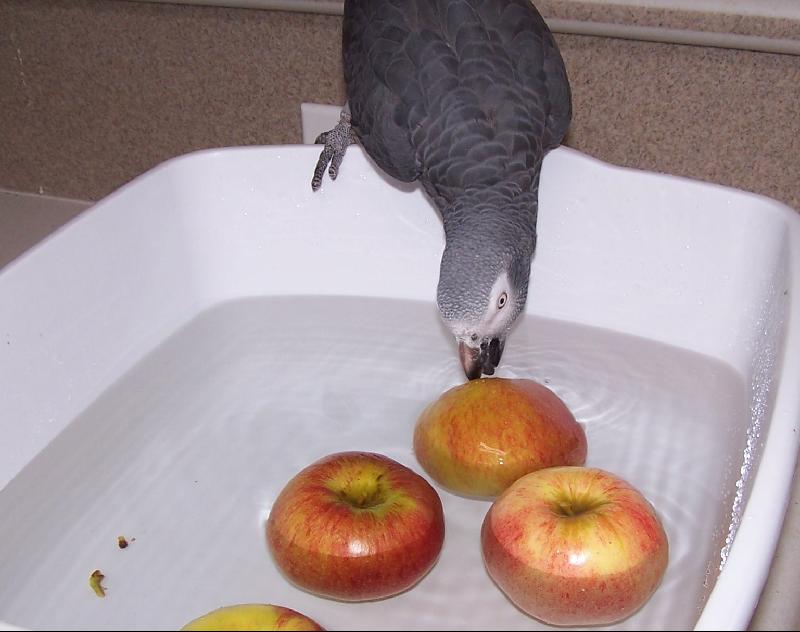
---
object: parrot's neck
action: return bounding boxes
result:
[440,180,539,252]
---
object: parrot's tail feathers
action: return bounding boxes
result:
[311,111,355,191]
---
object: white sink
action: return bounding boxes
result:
[0,143,798,631]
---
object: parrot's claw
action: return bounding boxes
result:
[311,112,355,191]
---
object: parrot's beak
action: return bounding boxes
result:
[459,341,482,380]
[459,337,505,380]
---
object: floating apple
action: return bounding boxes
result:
[180,604,324,631]
[413,377,587,497]
[266,451,445,601]
[481,466,669,626]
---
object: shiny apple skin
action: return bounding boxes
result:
[481,466,669,625]
[414,378,587,497]
[180,603,324,631]
[266,451,445,601]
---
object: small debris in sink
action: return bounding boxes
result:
[117,536,129,549]
[89,569,106,597]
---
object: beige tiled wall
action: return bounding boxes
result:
[1,0,799,211]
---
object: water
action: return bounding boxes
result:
[0,296,748,631]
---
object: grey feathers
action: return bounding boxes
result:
[343,0,571,211]
[339,0,572,377]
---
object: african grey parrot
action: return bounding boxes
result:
[312,0,572,380]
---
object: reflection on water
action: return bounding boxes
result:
[0,297,749,631]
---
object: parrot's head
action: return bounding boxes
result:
[436,229,534,380]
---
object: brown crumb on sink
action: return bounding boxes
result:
[117,536,129,549]
[89,569,106,597]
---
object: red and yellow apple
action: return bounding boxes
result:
[481,466,669,626]
[180,604,324,631]
[266,451,445,601]
[413,377,587,497]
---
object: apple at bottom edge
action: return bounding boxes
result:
[180,603,324,631]
[266,451,445,601]
[481,466,669,626]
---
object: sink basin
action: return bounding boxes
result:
[0,144,798,630]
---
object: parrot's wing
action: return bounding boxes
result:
[541,29,573,150]
[343,1,571,203]
[317,1,572,198]
[342,0,424,184]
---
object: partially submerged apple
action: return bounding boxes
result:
[181,604,324,631]
[266,451,445,601]
[414,377,586,497]
[481,466,669,625]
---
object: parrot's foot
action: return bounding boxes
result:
[311,111,355,191]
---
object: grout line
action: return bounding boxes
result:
[131,0,344,14]
[548,18,800,56]
[128,0,800,55]
[0,188,91,207]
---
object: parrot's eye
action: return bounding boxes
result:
[498,292,508,309]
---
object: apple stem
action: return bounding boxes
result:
[552,496,609,517]
[336,476,387,509]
